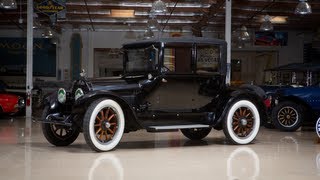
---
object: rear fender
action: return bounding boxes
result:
[212,89,264,129]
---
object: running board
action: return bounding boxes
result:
[147,124,211,132]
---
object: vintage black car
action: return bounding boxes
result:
[41,37,263,152]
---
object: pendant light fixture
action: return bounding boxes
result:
[0,0,17,9]
[260,15,273,31]
[143,28,154,39]
[150,0,167,14]
[239,26,250,41]
[295,0,312,15]
[147,17,159,30]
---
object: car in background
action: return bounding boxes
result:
[271,83,320,131]
[0,93,25,115]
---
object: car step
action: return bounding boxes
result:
[147,124,211,132]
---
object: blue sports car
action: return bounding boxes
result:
[271,84,320,131]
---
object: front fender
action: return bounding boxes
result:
[74,90,142,130]
[43,91,59,111]
[212,88,265,129]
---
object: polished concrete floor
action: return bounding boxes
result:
[0,116,320,180]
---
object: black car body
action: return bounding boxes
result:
[41,37,263,152]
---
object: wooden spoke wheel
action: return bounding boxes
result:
[42,106,80,146]
[94,107,118,143]
[231,107,254,138]
[272,101,303,132]
[83,98,125,152]
[223,99,260,145]
[277,106,298,127]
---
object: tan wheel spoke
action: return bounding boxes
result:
[233,116,239,120]
[108,114,115,121]
[243,108,247,116]
[94,123,100,127]
[245,112,251,118]
[99,131,104,141]
[110,123,117,125]
[233,125,239,131]
[235,111,240,118]
[107,128,114,134]
[105,108,110,120]
[96,115,102,122]
[96,128,102,135]
[100,110,105,121]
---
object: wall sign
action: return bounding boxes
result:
[0,38,56,77]
[35,0,66,17]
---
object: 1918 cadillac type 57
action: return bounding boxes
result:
[42,37,263,152]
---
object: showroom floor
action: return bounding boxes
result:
[0,116,319,180]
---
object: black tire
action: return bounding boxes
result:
[41,106,80,146]
[223,99,260,145]
[180,128,211,140]
[271,101,303,132]
[83,98,125,152]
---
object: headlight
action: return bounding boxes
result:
[75,88,84,101]
[18,97,25,107]
[57,88,66,104]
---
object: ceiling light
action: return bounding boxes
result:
[151,0,167,14]
[147,18,159,29]
[0,0,17,9]
[111,9,135,18]
[260,15,273,31]
[295,0,312,15]
[143,28,154,39]
[239,26,250,41]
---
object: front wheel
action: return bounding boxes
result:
[181,128,211,140]
[41,106,80,146]
[271,101,303,132]
[223,99,260,145]
[83,98,125,152]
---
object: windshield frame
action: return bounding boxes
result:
[123,42,161,76]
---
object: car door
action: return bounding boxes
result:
[144,43,199,112]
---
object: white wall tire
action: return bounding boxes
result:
[223,100,260,145]
[83,98,125,152]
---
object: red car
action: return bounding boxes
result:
[0,93,25,115]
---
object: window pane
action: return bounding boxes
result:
[164,48,175,72]
[197,45,220,73]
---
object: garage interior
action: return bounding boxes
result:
[0,0,320,179]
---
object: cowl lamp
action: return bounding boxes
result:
[295,0,312,15]
[0,0,17,9]
[260,15,273,31]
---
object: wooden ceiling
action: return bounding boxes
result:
[0,0,319,35]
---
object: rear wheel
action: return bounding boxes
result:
[83,99,125,152]
[271,101,303,132]
[181,128,211,140]
[223,99,260,145]
[41,106,80,146]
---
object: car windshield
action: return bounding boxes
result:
[125,45,159,73]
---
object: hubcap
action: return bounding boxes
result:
[232,107,254,137]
